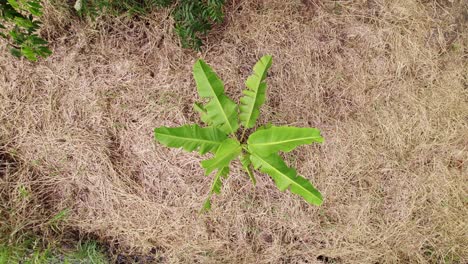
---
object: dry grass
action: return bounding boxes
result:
[1,0,467,263]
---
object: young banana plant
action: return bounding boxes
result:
[154,55,324,210]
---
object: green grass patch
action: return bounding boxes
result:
[0,239,108,264]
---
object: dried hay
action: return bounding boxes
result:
[1,0,467,262]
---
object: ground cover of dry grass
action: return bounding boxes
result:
[1,0,467,263]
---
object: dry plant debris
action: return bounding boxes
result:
[1,0,467,263]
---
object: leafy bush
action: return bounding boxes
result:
[172,0,225,49]
[1,0,225,60]
[154,56,324,210]
[76,0,225,50]
[0,0,51,61]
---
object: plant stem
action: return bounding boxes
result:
[4,39,20,49]
[240,128,247,143]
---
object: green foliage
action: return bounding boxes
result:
[240,153,256,185]
[201,138,241,175]
[0,186,107,263]
[192,59,239,134]
[0,239,108,263]
[68,241,108,264]
[1,0,224,59]
[239,55,273,129]
[0,0,51,61]
[172,0,225,49]
[47,208,70,233]
[154,55,325,210]
[154,124,227,155]
[203,166,228,210]
[247,126,323,156]
[250,153,322,205]
[75,0,225,50]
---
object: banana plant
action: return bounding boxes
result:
[154,55,324,210]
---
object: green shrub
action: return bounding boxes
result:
[0,0,51,61]
[75,0,225,50]
[154,56,324,210]
[172,0,225,49]
[1,0,225,60]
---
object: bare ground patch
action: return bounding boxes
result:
[1,0,467,263]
